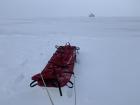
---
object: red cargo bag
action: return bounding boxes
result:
[30,43,79,96]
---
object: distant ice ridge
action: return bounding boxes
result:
[0,17,140,37]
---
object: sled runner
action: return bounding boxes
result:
[30,43,79,96]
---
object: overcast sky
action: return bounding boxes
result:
[0,0,140,18]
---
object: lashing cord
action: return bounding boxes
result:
[30,44,79,105]
[40,73,54,105]
[40,73,77,105]
[30,70,77,105]
[73,74,77,105]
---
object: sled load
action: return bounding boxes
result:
[30,43,79,96]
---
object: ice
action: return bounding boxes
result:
[0,17,140,105]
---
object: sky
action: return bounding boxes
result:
[0,0,140,18]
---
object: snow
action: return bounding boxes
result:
[0,17,140,105]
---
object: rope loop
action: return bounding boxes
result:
[30,80,38,87]
[66,81,73,88]
[66,42,70,46]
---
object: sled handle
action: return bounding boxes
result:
[30,80,38,87]
[55,45,59,49]
[65,42,70,46]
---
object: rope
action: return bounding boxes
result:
[74,48,79,105]
[73,74,77,105]
[40,73,54,105]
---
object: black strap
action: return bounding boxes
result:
[66,81,73,88]
[44,78,63,96]
[56,79,63,96]
[63,71,74,74]
[63,72,74,88]
[30,80,38,87]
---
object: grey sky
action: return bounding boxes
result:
[0,0,140,17]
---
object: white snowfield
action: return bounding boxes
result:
[0,17,140,105]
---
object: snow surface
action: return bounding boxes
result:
[0,17,140,105]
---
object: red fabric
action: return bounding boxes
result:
[31,44,77,87]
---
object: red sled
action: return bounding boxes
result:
[30,43,79,96]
